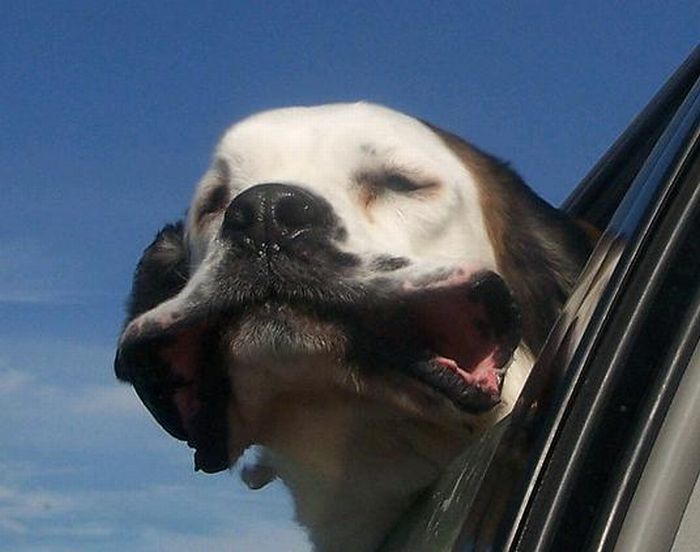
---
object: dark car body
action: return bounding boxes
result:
[381,45,700,552]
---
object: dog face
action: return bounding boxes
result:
[115,103,588,549]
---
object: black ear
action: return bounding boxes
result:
[127,221,188,321]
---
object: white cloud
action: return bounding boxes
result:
[0,336,177,459]
[0,336,310,551]
[66,383,142,416]
[139,523,310,552]
[0,368,144,447]
[0,369,138,414]
[0,369,31,393]
[0,336,174,457]
[0,484,82,535]
[42,522,114,538]
[0,335,116,383]
[0,239,104,305]
[0,461,78,485]
[0,516,26,535]
[0,475,310,551]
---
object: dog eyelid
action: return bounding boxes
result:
[194,159,232,224]
[383,172,425,193]
[356,169,435,195]
[195,183,230,223]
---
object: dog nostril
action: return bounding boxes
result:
[224,202,257,232]
[221,183,332,248]
[274,195,319,233]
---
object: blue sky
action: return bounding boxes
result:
[1,2,697,550]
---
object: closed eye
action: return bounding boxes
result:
[384,173,425,192]
[355,169,437,196]
[197,184,230,221]
[195,160,231,224]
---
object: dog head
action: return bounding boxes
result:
[114,104,589,506]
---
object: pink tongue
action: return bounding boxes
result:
[433,353,501,397]
[408,286,504,400]
[159,327,205,436]
[414,289,497,369]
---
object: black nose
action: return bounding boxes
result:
[221,183,332,249]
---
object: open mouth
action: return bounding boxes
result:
[115,268,520,470]
[392,271,521,412]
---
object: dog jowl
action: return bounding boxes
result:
[115,103,592,551]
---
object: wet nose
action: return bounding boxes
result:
[220,183,331,248]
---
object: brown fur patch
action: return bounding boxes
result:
[427,125,595,353]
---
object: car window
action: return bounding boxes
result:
[518,74,700,552]
[380,46,700,552]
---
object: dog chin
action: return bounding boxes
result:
[219,302,360,421]
[222,302,350,366]
[222,301,467,435]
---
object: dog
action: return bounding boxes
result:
[114,103,592,551]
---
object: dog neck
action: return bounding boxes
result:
[273,452,418,552]
[243,346,533,551]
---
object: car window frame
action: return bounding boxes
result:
[524,97,700,552]
[480,48,700,552]
[378,46,700,552]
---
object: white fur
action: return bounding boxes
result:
[187,103,496,273]
[173,103,533,551]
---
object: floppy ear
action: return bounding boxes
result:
[127,221,189,321]
[118,222,193,443]
[118,221,244,474]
